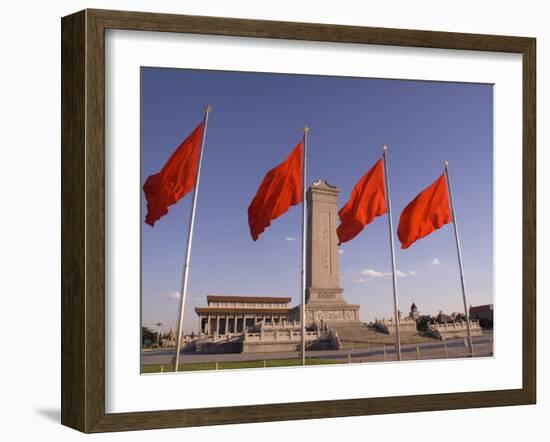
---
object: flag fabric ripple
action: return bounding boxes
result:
[397,173,452,249]
[336,158,387,244]
[143,122,204,227]
[248,142,303,241]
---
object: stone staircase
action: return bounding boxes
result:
[195,335,243,354]
[327,321,435,348]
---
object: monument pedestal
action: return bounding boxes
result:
[305,287,360,323]
[289,287,361,325]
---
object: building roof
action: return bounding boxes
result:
[411,302,418,311]
[469,304,493,313]
[195,307,291,315]
[206,295,291,304]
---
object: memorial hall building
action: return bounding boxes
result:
[194,295,291,335]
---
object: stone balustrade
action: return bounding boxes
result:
[256,321,301,330]
[241,326,341,353]
[432,319,480,330]
[427,320,482,340]
[243,329,321,343]
[373,317,418,335]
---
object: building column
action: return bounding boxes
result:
[242,315,247,333]
[198,314,202,335]
[225,314,229,335]
[216,315,220,336]
[233,315,237,333]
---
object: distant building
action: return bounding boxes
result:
[194,295,291,335]
[469,304,493,321]
[161,327,176,347]
[469,304,493,328]
[409,302,419,320]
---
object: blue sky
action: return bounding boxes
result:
[141,67,493,334]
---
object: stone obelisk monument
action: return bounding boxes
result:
[290,180,360,325]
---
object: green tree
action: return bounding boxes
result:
[142,326,156,347]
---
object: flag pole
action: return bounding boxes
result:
[173,105,212,371]
[444,160,474,357]
[382,145,402,361]
[300,125,309,366]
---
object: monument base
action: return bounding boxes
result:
[288,302,360,325]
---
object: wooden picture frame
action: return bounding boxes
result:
[61,8,536,433]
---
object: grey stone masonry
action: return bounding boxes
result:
[289,180,360,324]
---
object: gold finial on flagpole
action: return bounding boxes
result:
[382,144,388,151]
[445,160,449,169]
[205,104,213,114]
[303,125,309,134]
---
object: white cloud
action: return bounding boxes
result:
[168,292,181,300]
[432,258,441,265]
[361,268,387,278]
[360,268,416,280]
[353,277,366,283]
[339,249,344,254]
[285,237,298,241]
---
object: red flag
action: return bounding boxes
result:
[248,142,303,241]
[336,158,387,244]
[143,122,204,227]
[397,173,451,249]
